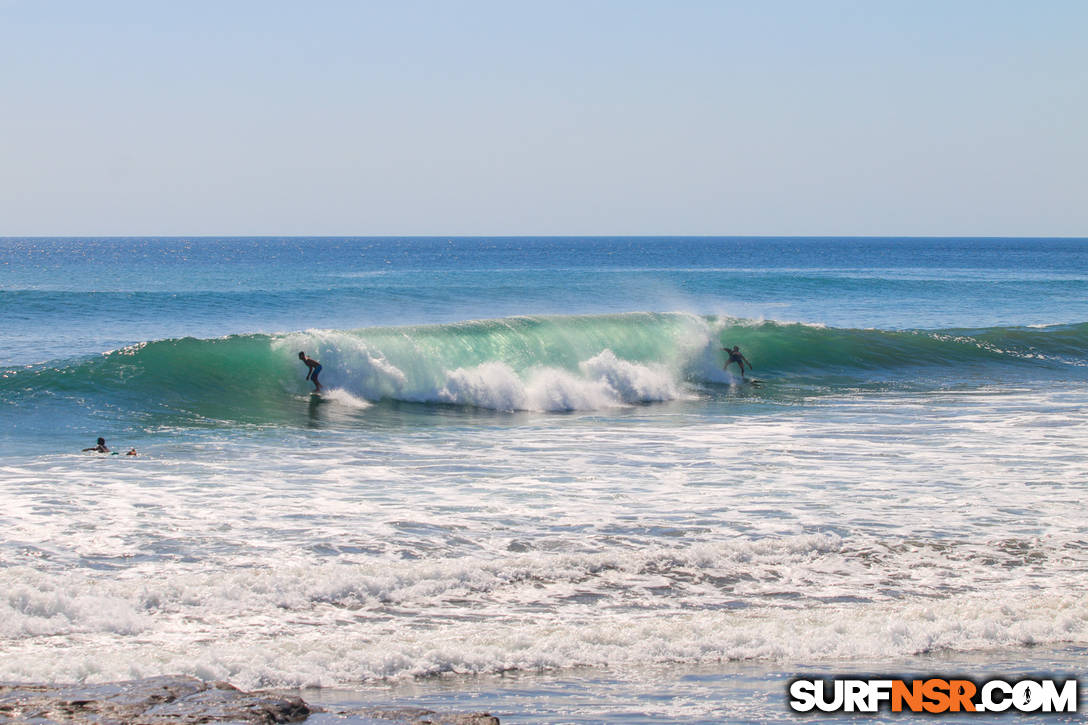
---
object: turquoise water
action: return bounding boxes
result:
[1,237,1086,721]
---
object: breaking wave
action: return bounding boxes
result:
[2,313,1085,421]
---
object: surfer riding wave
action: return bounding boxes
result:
[722,345,752,377]
[298,352,324,392]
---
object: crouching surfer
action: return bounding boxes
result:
[722,345,752,377]
[298,351,324,392]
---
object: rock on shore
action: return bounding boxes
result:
[0,675,499,724]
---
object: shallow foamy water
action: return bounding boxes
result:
[2,386,1086,701]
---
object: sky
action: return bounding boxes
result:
[0,0,1085,236]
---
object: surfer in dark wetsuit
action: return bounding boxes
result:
[82,437,109,453]
[298,352,324,392]
[722,346,752,376]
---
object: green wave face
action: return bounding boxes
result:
[720,321,1088,376]
[3,314,1086,424]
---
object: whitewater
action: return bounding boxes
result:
[1,236,1086,722]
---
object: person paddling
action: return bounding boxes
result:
[298,352,324,392]
[82,437,109,453]
[722,345,752,376]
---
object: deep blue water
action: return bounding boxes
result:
[4,237,1087,365]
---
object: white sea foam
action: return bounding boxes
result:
[439,352,685,411]
[579,350,681,402]
[319,388,372,410]
[1,386,1087,687]
[0,556,1084,688]
[276,329,697,411]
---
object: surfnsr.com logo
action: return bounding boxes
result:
[788,677,1078,714]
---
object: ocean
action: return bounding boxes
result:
[1,236,1086,722]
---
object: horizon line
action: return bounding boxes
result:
[3,234,1087,240]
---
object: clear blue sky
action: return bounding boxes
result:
[1,0,1085,235]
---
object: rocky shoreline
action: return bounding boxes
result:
[0,675,499,724]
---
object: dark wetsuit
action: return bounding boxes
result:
[725,349,750,375]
